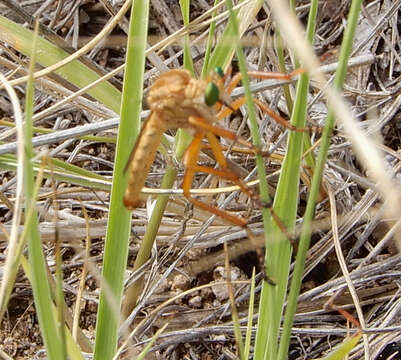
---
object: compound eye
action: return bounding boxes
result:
[215,66,225,78]
[205,82,219,106]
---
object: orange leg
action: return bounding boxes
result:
[204,131,261,203]
[200,142,260,155]
[188,116,273,158]
[218,96,320,133]
[187,118,262,201]
[219,68,320,133]
[183,127,292,239]
[188,116,259,149]
[182,132,248,228]
[225,68,304,96]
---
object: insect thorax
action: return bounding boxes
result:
[148,70,219,127]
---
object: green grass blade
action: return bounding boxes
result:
[93,1,149,359]
[0,87,24,321]
[254,0,319,358]
[223,1,275,357]
[0,16,121,113]
[135,324,169,360]
[129,1,195,320]
[320,333,362,360]
[207,0,263,74]
[282,1,363,359]
[207,19,236,72]
[179,0,195,74]
[176,0,195,158]
[274,0,319,357]
[0,154,111,192]
[25,24,64,359]
[244,268,256,359]
[201,0,221,77]
[276,34,294,113]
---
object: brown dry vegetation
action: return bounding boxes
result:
[0,0,401,359]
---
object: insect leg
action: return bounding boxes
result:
[224,68,304,96]
[184,130,293,244]
[205,131,293,241]
[218,96,321,134]
[183,132,248,228]
[189,117,294,241]
[188,116,270,157]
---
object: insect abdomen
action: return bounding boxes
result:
[123,114,164,210]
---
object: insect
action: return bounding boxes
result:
[123,67,320,236]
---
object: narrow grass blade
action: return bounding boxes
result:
[253,0,319,358]
[207,0,263,73]
[223,1,275,357]
[244,268,256,359]
[280,1,363,359]
[319,333,362,360]
[179,0,195,74]
[93,1,149,359]
[25,24,65,359]
[201,0,221,77]
[0,154,111,192]
[272,0,319,357]
[176,0,196,158]
[0,83,24,322]
[135,324,169,360]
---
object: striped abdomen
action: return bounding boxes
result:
[123,113,165,209]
